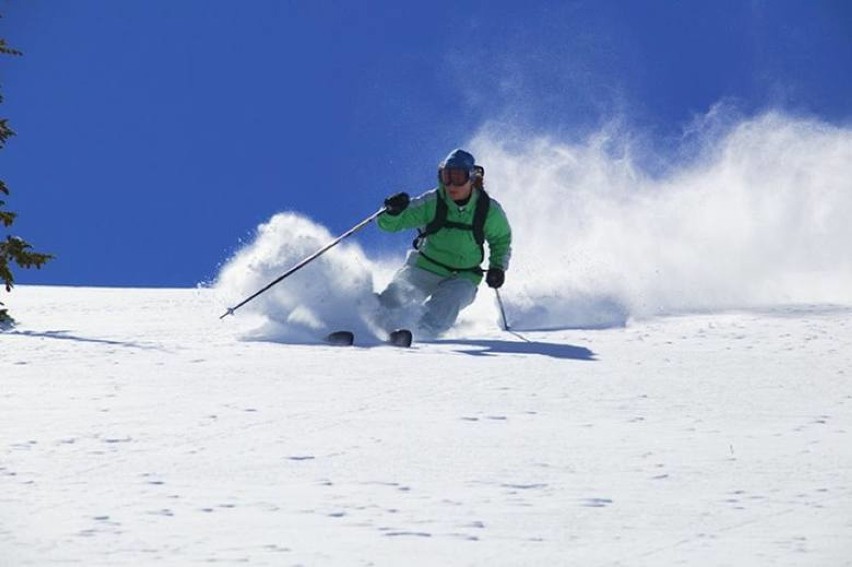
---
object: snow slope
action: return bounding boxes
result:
[4,112,852,564]
[2,285,850,566]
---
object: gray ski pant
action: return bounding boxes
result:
[377,257,478,336]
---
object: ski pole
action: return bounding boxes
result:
[220,207,386,319]
[494,288,531,343]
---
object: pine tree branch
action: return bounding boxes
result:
[0,38,22,57]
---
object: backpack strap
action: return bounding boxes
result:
[472,188,491,248]
[412,193,448,249]
[413,189,491,259]
[418,250,484,275]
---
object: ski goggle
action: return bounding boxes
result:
[439,167,471,187]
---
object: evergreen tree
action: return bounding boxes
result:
[1,23,53,328]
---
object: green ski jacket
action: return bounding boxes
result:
[377,186,512,285]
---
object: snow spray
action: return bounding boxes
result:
[216,111,852,338]
[467,111,852,330]
[215,212,384,343]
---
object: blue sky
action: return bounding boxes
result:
[2,0,851,287]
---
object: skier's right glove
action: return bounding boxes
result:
[384,192,410,216]
[486,267,505,289]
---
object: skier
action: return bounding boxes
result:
[376,148,512,339]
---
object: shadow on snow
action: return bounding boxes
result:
[9,330,158,350]
[431,338,596,360]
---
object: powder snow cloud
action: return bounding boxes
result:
[216,111,852,337]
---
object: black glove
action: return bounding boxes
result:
[384,192,410,216]
[486,267,505,289]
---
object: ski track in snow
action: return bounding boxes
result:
[1,286,851,566]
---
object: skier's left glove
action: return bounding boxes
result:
[486,267,505,289]
[384,192,410,216]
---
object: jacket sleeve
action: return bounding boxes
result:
[377,190,437,233]
[484,200,512,270]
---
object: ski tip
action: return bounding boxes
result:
[388,328,413,348]
[326,330,355,346]
[325,329,412,348]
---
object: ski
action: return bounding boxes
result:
[324,329,413,348]
[325,330,355,346]
[388,328,413,348]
